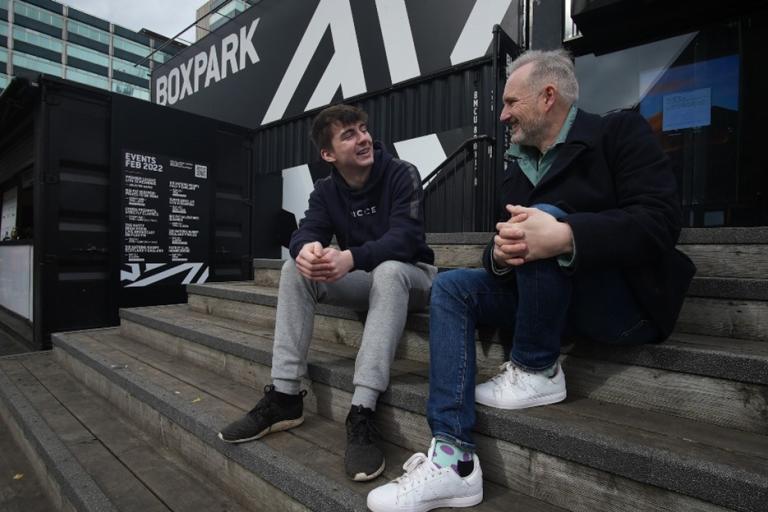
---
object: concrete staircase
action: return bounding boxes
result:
[1,228,767,511]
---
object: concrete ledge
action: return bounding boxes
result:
[114,309,768,512]
[251,258,285,270]
[184,284,768,386]
[52,333,368,512]
[0,357,118,512]
[687,277,768,301]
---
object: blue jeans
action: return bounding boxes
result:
[426,205,659,451]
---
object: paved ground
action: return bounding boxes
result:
[0,329,51,511]
[0,329,32,358]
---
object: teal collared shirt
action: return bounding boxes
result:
[505,104,578,186]
[492,105,579,273]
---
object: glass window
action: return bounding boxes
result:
[0,0,8,11]
[66,42,109,67]
[0,47,7,63]
[210,0,249,30]
[0,20,8,37]
[13,50,62,75]
[13,1,64,28]
[13,25,63,53]
[112,79,149,100]
[65,66,108,89]
[151,51,174,64]
[66,19,110,45]
[0,73,8,90]
[113,35,150,58]
[112,55,149,80]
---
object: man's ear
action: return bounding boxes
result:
[320,147,336,163]
[542,85,557,110]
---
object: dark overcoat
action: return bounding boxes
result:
[483,109,696,340]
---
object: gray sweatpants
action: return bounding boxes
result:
[271,259,436,409]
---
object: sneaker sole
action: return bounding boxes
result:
[367,489,483,512]
[217,416,305,444]
[475,390,566,410]
[350,458,386,482]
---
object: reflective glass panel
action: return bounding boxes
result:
[152,51,174,64]
[112,79,150,100]
[0,73,8,89]
[66,42,109,67]
[67,19,110,45]
[13,1,64,28]
[0,20,8,37]
[113,36,150,58]
[0,47,7,63]
[112,55,149,79]
[13,50,62,75]
[65,66,108,88]
[13,25,63,52]
[0,0,7,11]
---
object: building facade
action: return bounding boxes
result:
[195,0,253,42]
[0,0,185,100]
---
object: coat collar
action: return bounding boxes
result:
[534,109,602,189]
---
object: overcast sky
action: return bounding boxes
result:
[61,0,198,43]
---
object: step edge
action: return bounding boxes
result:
[0,358,119,512]
[179,289,768,385]
[51,332,368,512]
[118,310,768,512]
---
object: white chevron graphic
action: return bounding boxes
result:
[124,263,207,287]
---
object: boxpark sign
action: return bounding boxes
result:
[152,0,516,128]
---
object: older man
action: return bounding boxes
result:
[367,49,694,512]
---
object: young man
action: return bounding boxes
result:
[367,50,694,511]
[219,104,436,482]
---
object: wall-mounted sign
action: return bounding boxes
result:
[120,150,210,288]
[152,0,518,128]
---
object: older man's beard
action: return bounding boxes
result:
[510,110,547,148]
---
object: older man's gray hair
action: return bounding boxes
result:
[508,49,579,105]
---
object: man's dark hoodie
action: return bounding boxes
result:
[289,142,434,272]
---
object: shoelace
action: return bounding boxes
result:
[489,361,519,386]
[392,452,436,488]
[248,385,280,419]
[347,409,381,444]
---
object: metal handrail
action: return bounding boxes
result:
[421,135,495,186]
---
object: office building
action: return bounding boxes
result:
[194,0,252,41]
[0,0,185,100]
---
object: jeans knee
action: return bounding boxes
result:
[432,269,475,302]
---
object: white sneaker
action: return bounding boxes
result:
[366,438,483,512]
[475,361,566,409]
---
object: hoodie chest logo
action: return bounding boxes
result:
[350,206,377,218]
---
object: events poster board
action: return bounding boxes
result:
[120,149,210,288]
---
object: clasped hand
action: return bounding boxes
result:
[296,242,354,282]
[492,205,573,267]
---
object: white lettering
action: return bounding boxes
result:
[239,18,260,69]
[221,32,239,79]
[179,59,194,100]
[168,68,180,104]
[193,51,208,93]
[155,75,168,105]
[205,46,221,87]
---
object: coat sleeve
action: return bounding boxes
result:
[348,164,427,271]
[288,182,335,260]
[563,112,682,271]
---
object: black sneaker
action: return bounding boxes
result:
[218,385,306,443]
[345,405,385,481]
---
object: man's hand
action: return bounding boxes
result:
[504,205,573,264]
[492,209,529,268]
[319,248,354,283]
[296,242,332,280]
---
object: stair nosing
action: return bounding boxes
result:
[52,330,368,512]
[0,356,119,512]
[119,305,768,512]
[184,284,768,385]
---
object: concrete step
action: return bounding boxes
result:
[51,328,558,512]
[112,304,767,512]
[183,282,768,433]
[0,351,248,512]
[424,228,768,279]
